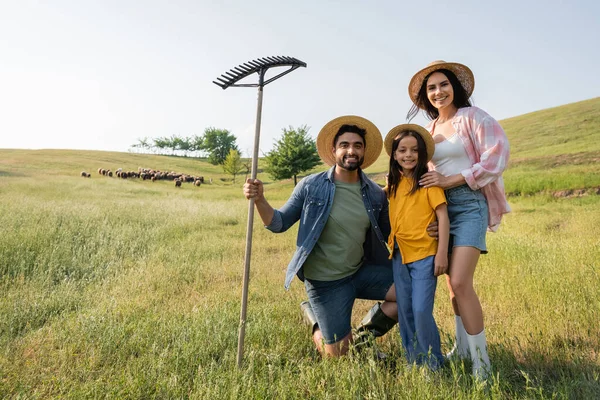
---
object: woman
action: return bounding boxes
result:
[406,60,510,379]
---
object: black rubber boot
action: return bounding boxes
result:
[300,300,319,334]
[353,302,397,355]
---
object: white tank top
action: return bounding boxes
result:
[431,133,471,177]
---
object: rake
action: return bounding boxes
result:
[213,56,306,368]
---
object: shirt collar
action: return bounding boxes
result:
[326,165,335,181]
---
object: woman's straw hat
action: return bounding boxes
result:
[384,124,435,162]
[408,60,475,108]
[316,115,383,169]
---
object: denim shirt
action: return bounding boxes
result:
[266,166,392,290]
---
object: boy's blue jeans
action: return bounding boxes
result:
[392,252,444,370]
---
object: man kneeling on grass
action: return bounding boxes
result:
[244,116,405,357]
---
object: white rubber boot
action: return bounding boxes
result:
[446,315,470,359]
[467,329,491,380]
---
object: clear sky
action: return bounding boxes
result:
[1,0,598,157]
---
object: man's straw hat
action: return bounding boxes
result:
[384,124,435,162]
[408,60,475,108]
[316,115,382,169]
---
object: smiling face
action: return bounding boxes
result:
[332,131,365,172]
[393,135,419,175]
[426,71,455,111]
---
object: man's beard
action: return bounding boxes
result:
[336,155,364,171]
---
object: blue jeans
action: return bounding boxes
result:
[304,262,393,344]
[393,252,443,370]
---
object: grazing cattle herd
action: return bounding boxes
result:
[80,167,206,187]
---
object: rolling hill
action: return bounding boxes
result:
[0,97,598,196]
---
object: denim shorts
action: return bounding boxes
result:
[445,184,488,253]
[304,262,393,345]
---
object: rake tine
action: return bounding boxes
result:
[227,68,243,76]
[233,66,251,74]
[231,70,249,79]
[228,72,244,80]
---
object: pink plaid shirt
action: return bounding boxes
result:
[426,106,511,232]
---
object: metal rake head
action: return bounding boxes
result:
[213,56,307,90]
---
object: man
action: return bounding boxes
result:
[243,116,397,357]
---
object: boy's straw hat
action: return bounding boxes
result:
[384,123,435,162]
[316,115,383,169]
[408,60,475,108]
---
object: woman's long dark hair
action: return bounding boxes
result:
[406,69,472,122]
[387,131,429,198]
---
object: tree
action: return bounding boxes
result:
[190,134,205,157]
[198,127,239,165]
[222,149,245,183]
[265,125,321,186]
[153,137,169,154]
[131,137,150,153]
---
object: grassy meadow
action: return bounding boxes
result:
[1,98,599,399]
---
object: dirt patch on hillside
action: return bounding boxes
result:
[367,172,387,185]
[551,187,600,198]
[507,187,600,198]
[510,151,600,168]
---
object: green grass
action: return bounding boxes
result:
[502,97,600,158]
[1,98,599,398]
[501,97,600,195]
[1,153,599,398]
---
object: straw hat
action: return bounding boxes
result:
[316,115,383,169]
[408,60,475,108]
[384,124,435,162]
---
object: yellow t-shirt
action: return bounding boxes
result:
[387,179,446,264]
